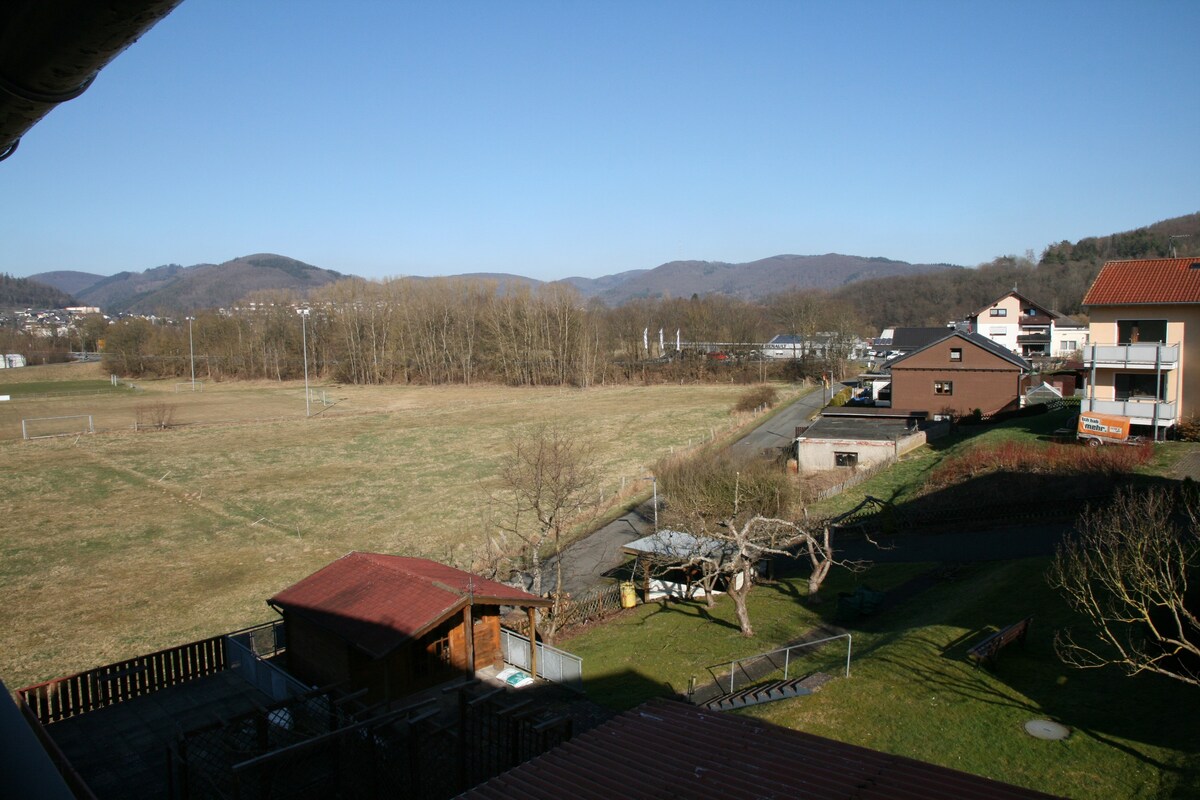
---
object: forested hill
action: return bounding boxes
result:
[72,254,344,314]
[835,212,1200,329]
[0,273,76,309]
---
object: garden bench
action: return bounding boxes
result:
[967,616,1032,667]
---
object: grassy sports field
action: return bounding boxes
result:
[0,362,794,687]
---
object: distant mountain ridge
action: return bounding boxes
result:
[27,212,1196,316]
[566,254,960,304]
[33,254,344,315]
[23,270,105,297]
[30,252,957,314]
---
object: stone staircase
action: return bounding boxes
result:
[699,671,832,711]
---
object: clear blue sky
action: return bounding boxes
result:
[2,1,1197,282]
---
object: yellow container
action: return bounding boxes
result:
[619,581,638,609]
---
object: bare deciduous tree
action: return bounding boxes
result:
[656,453,841,636]
[496,423,598,639]
[1049,487,1200,688]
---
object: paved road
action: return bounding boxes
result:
[727,383,842,459]
[553,385,838,597]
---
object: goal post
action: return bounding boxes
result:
[22,415,95,440]
[175,381,204,392]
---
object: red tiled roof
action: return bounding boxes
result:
[460,698,1061,800]
[1083,258,1200,306]
[268,553,549,658]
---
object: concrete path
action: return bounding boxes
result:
[553,500,655,597]
[1170,448,1200,481]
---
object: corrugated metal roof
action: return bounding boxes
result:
[622,530,735,561]
[1083,258,1200,306]
[458,698,1061,799]
[269,553,550,658]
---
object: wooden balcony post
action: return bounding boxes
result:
[463,605,475,674]
[527,606,538,678]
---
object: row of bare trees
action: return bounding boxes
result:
[98,277,867,386]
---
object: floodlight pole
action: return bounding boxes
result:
[299,308,310,417]
[186,316,195,389]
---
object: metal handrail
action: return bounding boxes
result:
[705,633,852,695]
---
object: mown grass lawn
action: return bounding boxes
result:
[563,407,1200,800]
[563,557,1200,800]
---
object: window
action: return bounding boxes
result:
[1061,340,1077,352]
[949,348,962,362]
[834,451,858,467]
[934,381,953,395]
[1115,373,1165,401]
[1117,319,1167,344]
[989,308,1008,317]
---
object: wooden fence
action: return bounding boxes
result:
[18,634,228,725]
[507,582,625,639]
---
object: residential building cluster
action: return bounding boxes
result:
[797,258,1199,471]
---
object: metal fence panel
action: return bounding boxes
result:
[499,628,582,690]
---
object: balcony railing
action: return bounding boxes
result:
[1084,343,1179,368]
[1083,398,1177,425]
[499,628,582,690]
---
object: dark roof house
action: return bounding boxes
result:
[460,697,1060,800]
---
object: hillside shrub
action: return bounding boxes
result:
[1176,417,1200,442]
[925,441,1154,492]
[733,384,779,413]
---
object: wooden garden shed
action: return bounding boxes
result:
[268,552,552,703]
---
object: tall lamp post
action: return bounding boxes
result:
[186,316,195,390]
[298,308,310,417]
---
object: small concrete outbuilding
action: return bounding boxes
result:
[794,408,929,472]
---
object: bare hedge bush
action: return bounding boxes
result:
[732,384,779,413]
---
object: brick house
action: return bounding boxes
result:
[886,329,1030,418]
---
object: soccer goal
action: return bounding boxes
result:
[22,415,95,440]
[175,381,204,392]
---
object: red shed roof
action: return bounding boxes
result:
[460,698,1060,799]
[1083,258,1200,306]
[268,553,549,659]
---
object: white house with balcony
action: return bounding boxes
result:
[1080,258,1200,433]
[965,290,1087,359]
